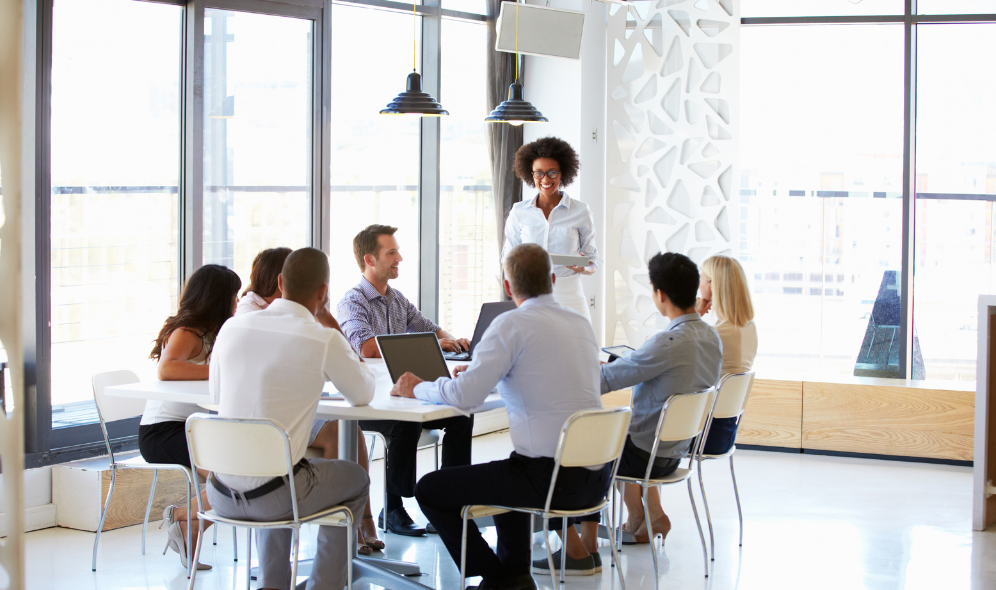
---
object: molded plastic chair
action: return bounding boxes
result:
[612,387,717,587]
[458,407,632,590]
[91,371,197,577]
[184,414,355,590]
[696,371,755,560]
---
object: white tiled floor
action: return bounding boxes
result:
[29,431,996,590]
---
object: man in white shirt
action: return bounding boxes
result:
[390,243,607,590]
[208,247,376,590]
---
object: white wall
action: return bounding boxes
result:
[522,0,608,344]
[0,467,56,533]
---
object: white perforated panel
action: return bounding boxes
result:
[604,0,739,346]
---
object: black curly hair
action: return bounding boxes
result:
[513,137,581,188]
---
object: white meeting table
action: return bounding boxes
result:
[105,358,503,590]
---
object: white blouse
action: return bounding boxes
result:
[501,192,599,278]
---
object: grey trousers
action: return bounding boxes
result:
[207,458,369,590]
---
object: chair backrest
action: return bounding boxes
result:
[92,370,145,424]
[656,388,716,443]
[556,407,633,468]
[543,406,633,514]
[713,372,755,420]
[185,414,294,478]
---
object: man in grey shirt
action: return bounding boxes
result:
[533,252,722,575]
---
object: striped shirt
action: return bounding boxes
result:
[336,276,440,355]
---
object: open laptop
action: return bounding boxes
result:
[376,332,452,384]
[442,301,517,361]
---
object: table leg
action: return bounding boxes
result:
[338,419,358,462]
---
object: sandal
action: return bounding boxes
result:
[361,515,385,551]
[357,542,373,556]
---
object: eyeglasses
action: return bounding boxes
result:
[532,170,561,179]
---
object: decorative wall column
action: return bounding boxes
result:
[604,0,739,346]
[0,0,27,584]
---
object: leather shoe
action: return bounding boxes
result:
[379,507,426,537]
[426,521,437,534]
[467,574,537,590]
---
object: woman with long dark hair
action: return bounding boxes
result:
[139,264,241,571]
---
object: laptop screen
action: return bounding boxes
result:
[469,301,517,353]
[376,333,451,383]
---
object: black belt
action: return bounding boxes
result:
[210,459,308,501]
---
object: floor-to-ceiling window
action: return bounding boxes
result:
[50,0,181,422]
[438,17,497,339]
[202,9,314,286]
[740,1,996,382]
[328,4,422,304]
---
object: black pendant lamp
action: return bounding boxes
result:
[381,1,448,116]
[485,0,547,125]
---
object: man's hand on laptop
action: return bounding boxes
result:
[439,337,471,353]
[391,372,424,398]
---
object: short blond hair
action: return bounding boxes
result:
[701,255,754,328]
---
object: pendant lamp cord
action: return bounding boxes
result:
[413,0,417,72]
[515,0,519,82]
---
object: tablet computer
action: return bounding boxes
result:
[602,345,635,359]
[550,253,591,267]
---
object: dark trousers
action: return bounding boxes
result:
[415,452,611,583]
[360,415,473,507]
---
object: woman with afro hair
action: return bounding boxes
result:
[502,136,598,322]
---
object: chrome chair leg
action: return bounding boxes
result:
[730,455,743,546]
[290,527,300,590]
[687,479,709,578]
[697,461,715,561]
[186,516,206,590]
[346,513,354,590]
[560,518,568,585]
[459,510,469,590]
[233,526,238,561]
[544,517,557,589]
[142,469,158,555]
[92,466,116,571]
[643,486,659,590]
[606,501,626,590]
[245,528,252,590]
[213,523,218,545]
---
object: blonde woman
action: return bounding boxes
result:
[696,255,758,453]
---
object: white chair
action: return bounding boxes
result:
[696,371,755,560]
[458,407,633,590]
[365,428,440,529]
[184,413,355,590]
[612,387,717,587]
[91,370,197,577]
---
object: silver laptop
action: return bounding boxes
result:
[443,301,517,361]
[376,332,452,384]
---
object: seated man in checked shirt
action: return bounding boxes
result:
[336,223,474,537]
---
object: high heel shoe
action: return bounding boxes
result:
[360,515,385,551]
[163,521,212,571]
[160,505,176,530]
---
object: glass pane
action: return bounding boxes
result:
[439,19,498,339]
[329,4,422,305]
[914,24,996,382]
[742,0,902,17]
[203,10,313,285]
[918,1,996,14]
[740,24,905,378]
[50,0,181,417]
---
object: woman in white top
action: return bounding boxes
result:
[503,137,598,321]
[696,255,758,454]
[236,247,385,555]
[139,264,241,570]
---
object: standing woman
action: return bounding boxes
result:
[504,137,597,321]
[139,264,241,571]
[696,255,758,454]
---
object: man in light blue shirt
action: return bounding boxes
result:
[390,243,608,589]
[533,252,723,574]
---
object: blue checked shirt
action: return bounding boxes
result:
[336,276,440,355]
